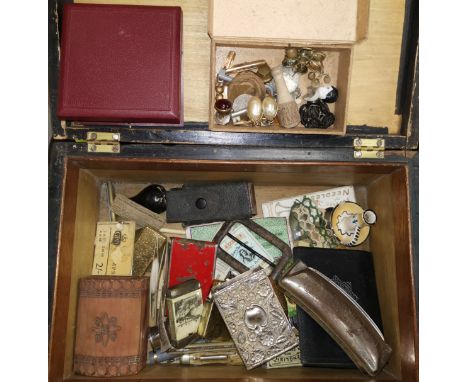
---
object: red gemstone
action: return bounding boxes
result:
[214,98,232,113]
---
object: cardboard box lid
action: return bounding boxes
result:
[209,0,369,44]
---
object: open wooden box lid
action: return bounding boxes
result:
[208,0,370,44]
[50,0,418,151]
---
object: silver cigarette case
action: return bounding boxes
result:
[212,268,298,370]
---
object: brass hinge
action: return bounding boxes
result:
[353,138,385,159]
[85,132,120,153]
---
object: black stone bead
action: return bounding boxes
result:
[130,184,167,214]
[323,86,339,103]
[299,101,335,129]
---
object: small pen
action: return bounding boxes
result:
[147,350,242,366]
[180,353,243,366]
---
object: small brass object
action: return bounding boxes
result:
[285,46,299,59]
[225,60,266,75]
[310,51,327,62]
[308,60,322,72]
[256,63,273,83]
[133,227,167,277]
[223,50,236,69]
[310,77,320,88]
[283,46,299,67]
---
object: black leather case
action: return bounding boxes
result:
[166,182,257,225]
[293,247,384,369]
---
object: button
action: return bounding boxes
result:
[195,198,207,209]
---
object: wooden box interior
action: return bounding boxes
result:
[50,158,416,382]
[209,41,351,135]
[72,0,408,135]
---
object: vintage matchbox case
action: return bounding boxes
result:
[167,238,217,302]
[166,279,204,348]
[213,268,299,370]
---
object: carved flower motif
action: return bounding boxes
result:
[257,282,271,298]
[92,312,121,347]
[248,332,258,342]
[237,331,247,344]
[260,331,275,347]
[250,350,264,364]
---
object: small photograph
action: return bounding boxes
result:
[175,295,202,326]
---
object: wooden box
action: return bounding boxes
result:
[208,0,369,135]
[51,0,418,151]
[49,149,418,381]
[48,0,418,381]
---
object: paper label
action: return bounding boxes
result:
[92,224,111,275]
[91,221,135,276]
[262,186,356,218]
[264,346,302,368]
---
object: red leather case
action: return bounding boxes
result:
[167,238,216,302]
[58,3,182,124]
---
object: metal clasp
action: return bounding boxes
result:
[353,138,385,159]
[86,132,120,153]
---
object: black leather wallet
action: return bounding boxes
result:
[293,247,384,369]
[166,182,257,225]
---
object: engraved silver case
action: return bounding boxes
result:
[212,268,298,369]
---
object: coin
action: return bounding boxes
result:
[232,94,253,112]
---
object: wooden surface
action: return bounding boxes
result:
[367,174,401,377]
[64,170,101,377]
[75,0,406,134]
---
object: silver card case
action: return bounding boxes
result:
[212,268,298,370]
